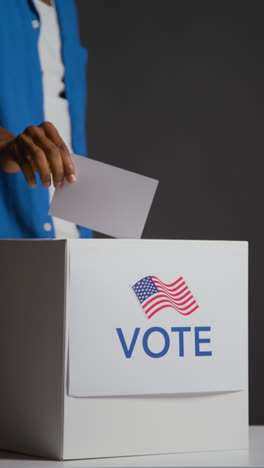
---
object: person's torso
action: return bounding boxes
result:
[0,0,91,239]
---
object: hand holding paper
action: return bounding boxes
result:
[49,154,159,238]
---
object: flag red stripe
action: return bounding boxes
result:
[143,291,193,310]
[155,287,194,306]
[152,277,186,293]
[143,291,195,311]
[151,275,183,289]
[143,287,190,308]
[147,303,199,319]
[144,296,196,314]
[157,283,188,299]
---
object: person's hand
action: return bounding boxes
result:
[0,121,76,188]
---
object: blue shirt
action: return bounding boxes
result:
[0,0,92,239]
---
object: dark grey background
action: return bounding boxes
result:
[76,0,261,424]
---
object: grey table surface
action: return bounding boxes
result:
[0,426,263,468]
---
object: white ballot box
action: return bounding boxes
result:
[0,239,248,460]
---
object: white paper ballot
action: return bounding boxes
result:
[49,154,159,238]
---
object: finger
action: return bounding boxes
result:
[17,131,52,188]
[13,140,37,188]
[30,159,38,173]
[16,134,38,173]
[26,153,42,174]
[28,124,65,188]
[20,159,37,188]
[40,122,76,184]
[0,139,23,173]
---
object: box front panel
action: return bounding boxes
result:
[68,239,248,397]
[63,239,248,459]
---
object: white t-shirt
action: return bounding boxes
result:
[34,0,79,239]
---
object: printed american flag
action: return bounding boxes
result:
[132,275,199,319]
